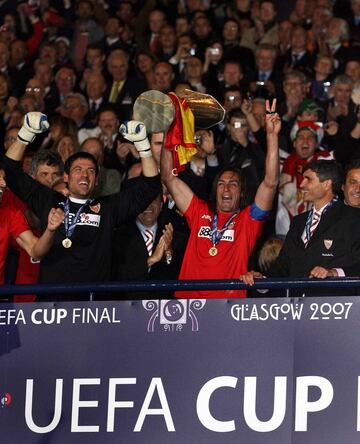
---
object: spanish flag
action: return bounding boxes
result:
[165,93,197,173]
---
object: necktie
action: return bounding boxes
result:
[259,72,267,81]
[144,229,154,256]
[150,34,158,53]
[90,100,97,115]
[303,210,321,247]
[109,81,120,103]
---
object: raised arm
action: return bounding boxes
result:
[16,208,64,260]
[6,112,49,161]
[254,99,280,211]
[119,120,159,178]
[160,141,194,214]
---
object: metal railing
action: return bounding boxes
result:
[1,277,360,298]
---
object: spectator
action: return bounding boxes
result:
[250,43,281,99]
[157,24,177,62]
[59,92,89,129]
[310,54,334,102]
[183,56,206,93]
[323,17,350,73]
[153,61,175,93]
[343,159,360,208]
[106,49,146,121]
[277,20,293,55]
[84,71,107,126]
[80,137,121,197]
[53,67,77,108]
[240,0,279,52]
[53,134,79,163]
[135,50,158,89]
[277,25,314,75]
[191,15,214,57]
[141,9,166,54]
[29,150,63,189]
[113,195,184,298]
[345,59,360,89]
[71,0,104,71]
[276,125,333,236]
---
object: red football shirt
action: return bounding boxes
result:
[0,203,30,284]
[176,196,264,299]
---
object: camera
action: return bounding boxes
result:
[187,48,196,56]
[256,81,265,87]
[210,47,220,55]
[194,134,202,144]
[233,122,242,129]
[226,95,236,102]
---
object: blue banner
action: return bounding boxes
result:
[0,297,359,443]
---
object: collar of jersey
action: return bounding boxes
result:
[69,197,89,204]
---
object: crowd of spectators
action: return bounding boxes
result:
[0,0,360,300]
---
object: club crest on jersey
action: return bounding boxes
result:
[324,239,333,250]
[90,203,101,213]
[201,214,212,222]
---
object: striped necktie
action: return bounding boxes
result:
[303,210,321,247]
[144,229,154,256]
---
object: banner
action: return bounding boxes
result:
[0,297,359,443]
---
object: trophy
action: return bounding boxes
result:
[133,89,225,173]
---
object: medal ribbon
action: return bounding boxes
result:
[63,198,91,240]
[210,210,240,246]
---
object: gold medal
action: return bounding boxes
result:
[62,238,72,249]
[209,246,218,256]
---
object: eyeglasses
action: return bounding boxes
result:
[25,87,41,93]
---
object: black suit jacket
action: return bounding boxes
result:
[106,76,147,122]
[276,49,315,76]
[112,221,187,299]
[268,201,360,283]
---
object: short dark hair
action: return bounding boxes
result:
[344,159,360,179]
[30,150,64,176]
[227,107,246,122]
[64,152,99,176]
[303,160,343,195]
[209,167,249,212]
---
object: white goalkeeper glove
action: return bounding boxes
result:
[18,112,50,145]
[119,120,152,158]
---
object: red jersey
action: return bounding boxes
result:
[176,196,264,299]
[283,150,333,188]
[3,190,39,301]
[0,202,30,284]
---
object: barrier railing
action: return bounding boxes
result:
[1,277,360,298]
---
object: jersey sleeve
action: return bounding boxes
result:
[183,195,207,229]
[8,205,31,240]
